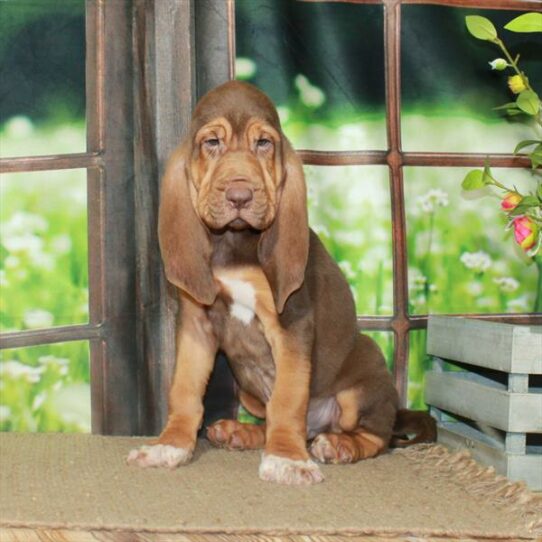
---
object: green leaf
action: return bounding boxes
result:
[530,144,542,169]
[521,195,540,207]
[462,169,485,190]
[516,90,541,115]
[504,12,542,33]
[509,203,535,216]
[465,15,498,41]
[493,102,519,111]
[514,139,540,154]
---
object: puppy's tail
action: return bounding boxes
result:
[390,409,437,448]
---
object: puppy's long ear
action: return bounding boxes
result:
[158,143,217,306]
[258,138,309,313]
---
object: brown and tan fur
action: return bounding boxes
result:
[127,81,436,485]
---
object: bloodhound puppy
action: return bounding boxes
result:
[128,81,436,485]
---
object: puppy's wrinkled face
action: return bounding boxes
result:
[189,116,283,231]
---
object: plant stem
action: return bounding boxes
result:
[535,254,542,313]
[494,38,532,91]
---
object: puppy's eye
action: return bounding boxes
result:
[204,138,220,148]
[256,138,272,150]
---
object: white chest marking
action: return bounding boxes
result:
[220,277,256,325]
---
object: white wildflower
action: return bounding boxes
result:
[276,106,290,124]
[0,405,11,422]
[413,230,443,258]
[477,296,494,308]
[409,270,427,291]
[460,251,492,273]
[32,393,47,411]
[367,246,391,262]
[295,75,326,108]
[350,286,358,305]
[23,309,54,329]
[39,355,69,376]
[338,260,356,280]
[417,189,449,214]
[411,294,427,307]
[29,251,55,271]
[4,116,34,138]
[51,234,72,254]
[493,277,520,293]
[235,57,257,80]
[311,224,330,238]
[334,230,364,246]
[493,260,509,275]
[2,212,48,236]
[507,296,530,312]
[371,227,389,243]
[338,124,365,147]
[14,268,28,280]
[39,355,69,367]
[0,360,44,383]
[467,281,483,296]
[4,255,20,269]
[1,233,44,254]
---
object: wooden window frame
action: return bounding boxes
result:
[0,0,539,436]
[297,0,542,401]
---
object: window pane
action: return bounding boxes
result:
[405,167,538,315]
[408,330,431,410]
[0,0,85,157]
[306,165,393,315]
[0,341,90,432]
[0,170,88,331]
[235,0,386,151]
[401,6,542,153]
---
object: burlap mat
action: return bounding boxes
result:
[0,434,540,539]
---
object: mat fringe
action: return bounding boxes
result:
[395,444,542,538]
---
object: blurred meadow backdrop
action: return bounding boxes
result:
[0,0,540,431]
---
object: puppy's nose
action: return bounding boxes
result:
[226,184,253,209]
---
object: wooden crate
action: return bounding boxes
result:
[425,315,542,490]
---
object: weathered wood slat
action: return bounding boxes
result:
[0,325,102,350]
[0,153,102,174]
[437,421,542,490]
[90,0,139,435]
[427,316,542,374]
[426,371,542,433]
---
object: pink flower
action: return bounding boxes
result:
[501,192,522,212]
[512,216,538,251]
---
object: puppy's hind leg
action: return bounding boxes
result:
[310,334,398,464]
[309,386,393,464]
[207,419,266,450]
[207,390,266,450]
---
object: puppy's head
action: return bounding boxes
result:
[189,82,283,232]
[159,81,309,312]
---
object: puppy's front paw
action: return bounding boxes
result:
[258,453,324,485]
[126,444,192,469]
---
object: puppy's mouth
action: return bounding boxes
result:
[227,217,250,230]
[205,207,266,230]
